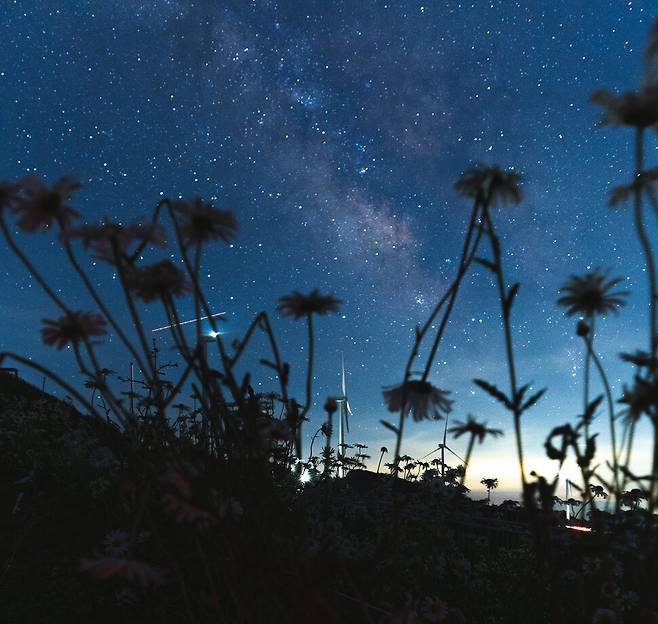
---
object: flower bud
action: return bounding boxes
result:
[576,320,590,337]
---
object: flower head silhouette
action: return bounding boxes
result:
[277,289,342,319]
[455,164,523,206]
[557,269,628,318]
[61,220,166,264]
[449,415,503,443]
[590,87,658,128]
[41,311,107,350]
[127,260,190,303]
[172,198,238,247]
[13,176,81,232]
[383,380,453,422]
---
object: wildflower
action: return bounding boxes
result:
[619,349,658,369]
[103,529,130,557]
[449,415,503,443]
[324,397,338,414]
[80,557,165,586]
[277,289,342,319]
[41,311,107,350]
[557,269,628,318]
[591,87,658,128]
[618,375,658,422]
[162,494,210,529]
[126,260,190,303]
[161,464,210,529]
[61,220,166,264]
[13,175,81,232]
[382,380,453,421]
[455,163,523,205]
[172,198,238,247]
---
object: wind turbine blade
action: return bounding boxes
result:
[341,354,347,397]
[444,445,467,464]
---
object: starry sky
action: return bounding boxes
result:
[1,1,657,497]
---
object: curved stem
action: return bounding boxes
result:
[421,201,484,381]
[582,334,620,502]
[61,240,149,375]
[459,435,476,486]
[393,200,484,467]
[0,217,70,314]
[583,314,594,440]
[482,209,525,486]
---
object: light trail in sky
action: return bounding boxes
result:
[151,312,226,333]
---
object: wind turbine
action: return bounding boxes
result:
[419,415,467,477]
[336,355,353,478]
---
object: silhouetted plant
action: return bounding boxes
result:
[458,164,546,500]
[480,477,499,504]
[592,31,658,509]
[449,414,503,485]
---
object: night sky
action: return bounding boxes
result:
[1,1,656,497]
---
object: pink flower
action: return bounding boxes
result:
[126,260,190,303]
[162,493,210,529]
[41,311,107,350]
[172,197,238,247]
[13,176,81,232]
[161,464,210,529]
[80,557,166,586]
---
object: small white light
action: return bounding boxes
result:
[299,471,311,483]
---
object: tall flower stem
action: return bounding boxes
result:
[633,129,658,365]
[583,314,594,440]
[582,333,620,506]
[295,312,314,460]
[393,201,484,465]
[459,434,476,486]
[421,200,484,381]
[0,218,70,315]
[61,239,150,378]
[633,128,658,510]
[482,209,526,487]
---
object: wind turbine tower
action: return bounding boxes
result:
[336,355,353,478]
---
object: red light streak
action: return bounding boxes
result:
[565,524,592,532]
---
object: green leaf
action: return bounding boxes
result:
[474,257,498,273]
[504,283,520,313]
[380,419,400,435]
[521,388,546,412]
[473,378,513,410]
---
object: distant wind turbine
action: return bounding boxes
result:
[336,354,354,478]
[419,415,467,477]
